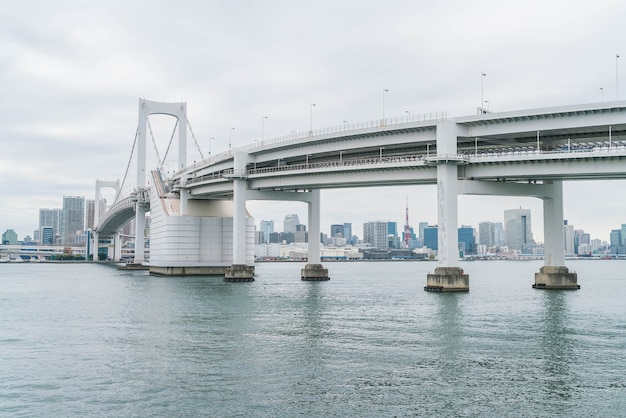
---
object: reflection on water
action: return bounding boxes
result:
[541,290,576,401]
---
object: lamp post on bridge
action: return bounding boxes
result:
[229,128,235,149]
[382,88,389,122]
[261,116,268,142]
[309,104,316,134]
[480,73,486,114]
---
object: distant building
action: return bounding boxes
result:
[39,208,62,244]
[41,227,54,245]
[343,223,353,245]
[478,221,503,247]
[458,226,476,255]
[363,221,388,249]
[283,214,299,234]
[2,229,18,245]
[61,196,85,245]
[423,226,438,250]
[504,208,534,251]
[260,220,274,244]
[294,224,307,243]
[610,229,624,254]
[330,224,344,238]
[564,220,575,255]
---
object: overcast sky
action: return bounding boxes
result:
[1,0,626,242]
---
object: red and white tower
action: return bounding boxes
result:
[403,197,411,247]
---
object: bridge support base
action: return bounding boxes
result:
[533,266,580,290]
[301,263,330,281]
[224,264,255,282]
[425,267,469,292]
[150,266,228,276]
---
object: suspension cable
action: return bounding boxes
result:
[186,116,206,161]
[114,126,139,203]
[160,119,179,171]
[146,113,163,170]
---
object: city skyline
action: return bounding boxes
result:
[2,1,626,242]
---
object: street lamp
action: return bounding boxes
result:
[261,116,268,141]
[229,127,235,149]
[309,103,316,133]
[601,87,604,102]
[616,54,620,100]
[382,88,389,121]
[481,73,486,114]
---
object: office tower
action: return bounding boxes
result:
[563,221,575,255]
[85,199,96,230]
[260,220,274,244]
[295,224,307,243]
[343,223,352,245]
[62,196,85,245]
[418,222,429,242]
[41,227,54,245]
[504,208,533,250]
[423,226,438,250]
[458,226,476,255]
[2,229,18,245]
[39,208,62,244]
[330,224,344,238]
[283,214,299,234]
[363,221,388,249]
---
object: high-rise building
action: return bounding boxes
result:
[85,199,96,230]
[458,226,476,255]
[330,224,344,238]
[260,220,274,244]
[418,222,429,242]
[41,227,54,245]
[62,196,85,245]
[363,221,388,249]
[343,223,352,245]
[294,224,307,243]
[478,222,496,247]
[563,221,575,255]
[423,226,438,250]
[610,229,623,254]
[504,208,533,250]
[2,229,18,245]
[283,214,299,234]
[39,208,62,244]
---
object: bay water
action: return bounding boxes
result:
[1,260,625,417]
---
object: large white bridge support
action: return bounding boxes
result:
[92,179,120,260]
[426,121,469,292]
[535,180,579,289]
[301,189,329,280]
[225,151,255,281]
[135,98,188,264]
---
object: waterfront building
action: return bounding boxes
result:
[2,229,18,245]
[343,223,352,245]
[294,224,307,243]
[423,226,438,250]
[260,220,274,244]
[610,229,624,254]
[39,208,62,244]
[504,208,534,251]
[283,214,299,234]
[363,221,388,249]
[458,226,476,255]
[564,220,575,255]
[61,196,85,245]
[330,224,344,238]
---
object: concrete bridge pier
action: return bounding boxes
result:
[302,189,329,281]
[535,180,579,290]
[114,232,122,261]
[225,152,254,282]
[425,121,468,292]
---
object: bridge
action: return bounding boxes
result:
[94,98,626,289]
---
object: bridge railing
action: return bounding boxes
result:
[239,112,447,152]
